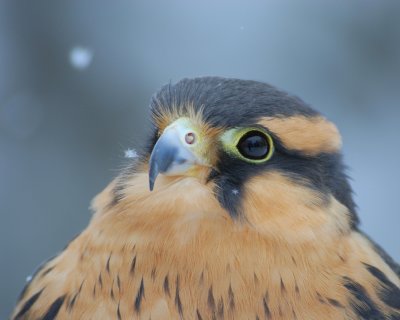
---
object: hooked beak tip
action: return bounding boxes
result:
[149,174,156,191]
[148,136,177,191]
[148,162,158,191]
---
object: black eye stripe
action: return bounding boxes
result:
[237,130,270,160]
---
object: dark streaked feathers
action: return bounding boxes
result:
[41,296,65,320]
[344,277,385,319]
[364,263,400,309]
[13,289,44,320]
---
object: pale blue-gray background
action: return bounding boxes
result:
[1,1,399,317]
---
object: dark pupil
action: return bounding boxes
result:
[237,131,269,160]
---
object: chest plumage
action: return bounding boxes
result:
[12,77,400,320]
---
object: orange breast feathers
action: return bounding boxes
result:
[12,169,400,320]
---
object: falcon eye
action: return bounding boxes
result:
[220,127,274,163]
[237,131,270,160]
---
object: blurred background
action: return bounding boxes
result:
[1,0,400,317]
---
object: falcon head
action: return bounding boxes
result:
[114,77,357,241]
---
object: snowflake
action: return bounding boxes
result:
[69,46,93,70]
[124,148,138,159]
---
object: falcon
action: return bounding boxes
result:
[12,77,400,319]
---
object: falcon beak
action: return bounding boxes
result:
[148,119,207,191]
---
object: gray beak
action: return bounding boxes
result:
[149,141,178,191]
[148,125,198,191]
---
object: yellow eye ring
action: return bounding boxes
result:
[220,127,274,164]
